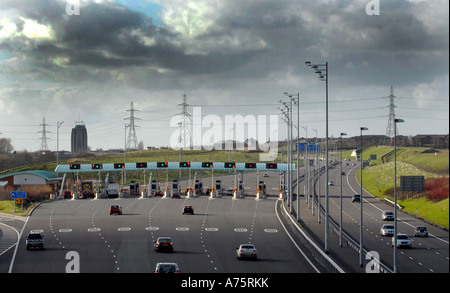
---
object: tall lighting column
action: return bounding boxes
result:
[56,121,64,166]
[339,132,347,247]
[278,102,292,212]
[359,126,369,266]
[306,60,330,253]
[394,118,404,273]
[285,92,300,220]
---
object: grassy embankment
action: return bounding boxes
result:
[356,147,449,229]
[0,200,38,216]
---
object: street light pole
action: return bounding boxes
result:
[359,126,368,266]
[306,60,330,253]
[394,118,404,273]
[285,92,300,220]
[56,121,64,166]
[278,102,291,212]
[339,132,347,247]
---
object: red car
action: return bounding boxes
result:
[109,205,122,215]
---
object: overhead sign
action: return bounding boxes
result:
[55,162,295,173]
[296,143,319,152]
[11,191,26,199]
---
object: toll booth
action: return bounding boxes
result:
[172,179,179,193]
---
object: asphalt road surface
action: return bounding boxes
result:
[6,172,318,273]
[302,160,449,273]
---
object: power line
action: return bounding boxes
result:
[37,117,50,152]
[385,86,398,139]
[178,94,192,149]
[124,101,140,150]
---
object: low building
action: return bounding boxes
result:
[0,170,62,199]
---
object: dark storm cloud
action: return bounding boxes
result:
[0,0,448,152]
[0,0,262,77]
[2,0,445,82]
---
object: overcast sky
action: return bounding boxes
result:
[0,0,448,152]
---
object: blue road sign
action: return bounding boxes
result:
[11,191,26,199]
[296,143,319,152]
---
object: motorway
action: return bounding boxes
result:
[2,172,320,273]
[2,164,448,274]
[302,160,449,273]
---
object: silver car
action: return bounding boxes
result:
[392,234,412,248]
[154,262,180,273]
[382,210,394,221]
[380,224,395,236]
[236,244,257,260]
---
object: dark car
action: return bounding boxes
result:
[182,205,194,215]
[26,232,44,250]
[154,237,174,252]
[109,204,122,215]
[154,191,163,197]
[352,194,361,202]
[171,192,180,199]
[414,226,429,237]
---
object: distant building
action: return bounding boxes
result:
[71,121,88,154]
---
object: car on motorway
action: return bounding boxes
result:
[263,173,269,177]
[414,226,429,237]
[236,244,257,260]
[328,180,334,186]
[382,210,395,221]
[154,237,174,252]
[109,205,122,215]
[26,232,44,250]
[154,190,163,197]
[226,189,234,196]
[352,194,361,202]
[182,205,194,215]
[380,224,395,236]
[171,192,180,199]
[392,234,412,248]
[154,262,180,273]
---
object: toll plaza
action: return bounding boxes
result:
[54,162,295,200]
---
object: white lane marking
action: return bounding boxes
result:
[118,227,131,232]
[234,228,247,232]
[88,227,101,232]
[58,228,72,233]
[176,227,189,231]
[145,226,159,231]
[264,228,278,233]
[205,227,219,232]
[30,229,44,234]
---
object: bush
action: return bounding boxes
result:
[425,178,449,201]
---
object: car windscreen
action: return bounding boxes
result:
[241,245,255,249]
[159,265,177,273]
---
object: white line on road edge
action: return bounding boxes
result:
[276,200,345,273]
[8,216,29,273]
